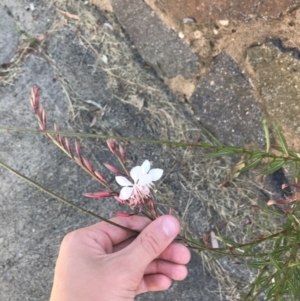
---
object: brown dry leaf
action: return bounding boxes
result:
[230,159,245,180]
[57,9,80,20]
[267,200,277,206]
[220,159,245,187]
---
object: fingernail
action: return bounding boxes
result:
[161,217,178,237]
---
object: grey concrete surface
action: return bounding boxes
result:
[111,0,199,79]
[247,41,300,138]
[0,5,19,65]
[1,0,54,35]
[190,51,266,148]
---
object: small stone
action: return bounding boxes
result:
[101,55,108,64]
[210,81,215,85]
[219,20,229,26]
[103,22,114,31]
[178,32,184,39]
[193,30,202,39]
[183,17,196,24]
[213,29,218,35]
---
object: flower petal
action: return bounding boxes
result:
[138,174,153,185]
[116,176,132,187]
[148,169,163,181]
[119,187,133,200]
[130,166,142,182]
[141,160,151,174]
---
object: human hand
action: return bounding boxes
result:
[49,215,190,301]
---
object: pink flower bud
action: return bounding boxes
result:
[95,171,106,182]
[75,141,82,159]
[83,191,112,198]
[58,134,63,146]
[41,108,46,125]
[31,86,39,112]
[119,145,126,161]
[65,138,72,156]
[103,163,123,175]
[107,139,117,155]
[83,157,94,173]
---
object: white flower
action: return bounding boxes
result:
[116,160,163,200]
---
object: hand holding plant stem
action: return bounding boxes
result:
[29,85,300,300]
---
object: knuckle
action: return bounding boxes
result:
[140,232,161,257]
[62,229,83,245]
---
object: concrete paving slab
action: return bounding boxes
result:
[1,0,54,35]
[190,51,265,148]
[0,5,19,65]
[247,40,300,147]
[111,0,199,79]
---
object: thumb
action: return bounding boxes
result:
[125,215,180,271]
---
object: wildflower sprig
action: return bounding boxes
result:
[31,86,114,192]
[31,86,164,219]
[2,85,300,300]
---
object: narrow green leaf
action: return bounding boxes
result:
[275,123,289,155]
[256,205,284,218]
[263,117,270,154]
[266,281,280,300]
[247,261,270,268]
[287,280,297,295]
[269,254,283,272]
[293,161,299,178]
[263,160,285,175]
[240,157,262,172]
[205,149,235,158]
[200,125,223,146]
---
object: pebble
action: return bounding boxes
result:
[219,20,229,26]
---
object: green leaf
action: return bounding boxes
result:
[266,281,280,300]
[263,117,270,153]
[205,148,236,158]
[263,160,285,175]
[269,254,283,272]
[293,161,299,178]
[200,125,223,146]
[287,279,298,300]
[256,205,284,217]
[275,123,289,156]
[247,261,270,268]
[240,157,262,172]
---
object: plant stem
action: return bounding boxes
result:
[0,159,137,233]
[2,126,300,163]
